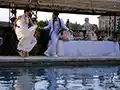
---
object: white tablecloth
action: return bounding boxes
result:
[57,40,120,56]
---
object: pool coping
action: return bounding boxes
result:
[0,56,120,67]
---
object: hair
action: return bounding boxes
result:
[53,12,59,16]
[85,17,89,21]
[24,7,31,13]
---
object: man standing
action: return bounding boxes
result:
[82,17,91,35]
[44,12,69,57]
[14,8,37,57]
[82,17,91,31]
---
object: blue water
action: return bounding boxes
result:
[0,66,120,90]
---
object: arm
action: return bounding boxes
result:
[60,19,69,31]
[28,16,34,26]
[21,15,29,25]
[44,20,51,30]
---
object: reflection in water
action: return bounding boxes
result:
[15,69,34,90]
[0,66,119,90]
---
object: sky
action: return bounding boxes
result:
[0,8,100,26]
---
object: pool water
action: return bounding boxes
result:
[0,66,120,90]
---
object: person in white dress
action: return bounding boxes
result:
[14,8,37,57]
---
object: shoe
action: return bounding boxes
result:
[52,54,58,57]
[44,52,50,57]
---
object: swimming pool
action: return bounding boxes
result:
[0,65,119,90]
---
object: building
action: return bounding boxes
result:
[98,16,115,32]
[115,16,120,32]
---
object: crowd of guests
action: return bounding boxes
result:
[65,17,115,41]
[72,30,113,41]
[61,29,114,41]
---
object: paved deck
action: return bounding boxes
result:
[0,56,120,67]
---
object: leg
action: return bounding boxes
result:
[50,32,59,56]
[25,36,37,52]
[23,36,37,57]
[17,49,25,57]
[44,32,58,57]
[17,38,26,57]
[44,40,51,56]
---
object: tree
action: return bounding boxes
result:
[69,22,82,30]
[37,20,48,29]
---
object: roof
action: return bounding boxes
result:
[0,0,120,15]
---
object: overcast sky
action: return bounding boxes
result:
[0,8,99,25]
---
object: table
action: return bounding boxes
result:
[57,40,120,56]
